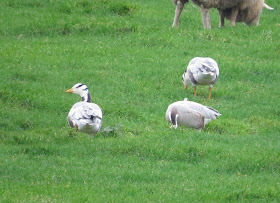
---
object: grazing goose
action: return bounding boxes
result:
[182,57,219,99]
[166,98,221,130]
[66,83,102,135]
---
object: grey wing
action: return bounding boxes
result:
[82,103,103,120]
[183,101,211,117]
[185,108,205,129]
[202,58,219,76]
[187,60,200,85]
[176,105,205,129]
[68,102,102,123]
[67,103,82,128]
[186,101,221,120]
[69,103,85,120]
[205,106,221,118]
[188,58,202,74]
[189,57,219,75]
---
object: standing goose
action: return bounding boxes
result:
[66,83,102,135]
[166,98,221,130]
[182,57,219,99]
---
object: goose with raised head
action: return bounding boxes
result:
[182,57,219,99]
[166,98,221,130]
[66,83,102,135]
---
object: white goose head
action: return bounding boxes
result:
[66,83,91,102]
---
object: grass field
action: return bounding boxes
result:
[0,0,280,201]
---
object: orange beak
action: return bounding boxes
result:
[66,88,73,93]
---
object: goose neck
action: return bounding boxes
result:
[81,91,91,102]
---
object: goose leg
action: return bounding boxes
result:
[75,124,78,132]
[194,86,197,96]
[208,87,212,99]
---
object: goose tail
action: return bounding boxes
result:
[206,106,221,119]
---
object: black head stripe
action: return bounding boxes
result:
[77,83,84,88]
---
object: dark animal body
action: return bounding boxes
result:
[172,0,270,28]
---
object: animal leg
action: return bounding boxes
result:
[200,5,211,29]
[173,1,184,27]
[184,85,188,90]
[75,124,78,132]
[250,11,261,26]
[230,7,239,26]
[208,86,212,99]
[194,86,197,97]
[218,9,225,27]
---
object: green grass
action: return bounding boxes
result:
[0,0,280,201]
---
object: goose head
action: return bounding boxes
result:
[66,83,91,102]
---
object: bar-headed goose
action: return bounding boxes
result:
[166,98,221,130]
[66,83,102,135]
[182,57,219,99]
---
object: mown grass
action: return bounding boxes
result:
[0,0,280,201]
